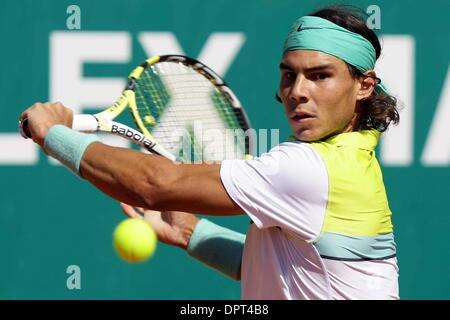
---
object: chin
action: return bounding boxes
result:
[294,129,321,142]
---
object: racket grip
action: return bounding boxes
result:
[72,115,99,132]
[18,115,99,139]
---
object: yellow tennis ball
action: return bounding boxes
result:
[113,218,157,263]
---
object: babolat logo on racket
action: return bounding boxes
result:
[111,125,155,148]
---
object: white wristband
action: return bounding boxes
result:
[44,125,101,176]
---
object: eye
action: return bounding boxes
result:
[281,71,296,81]
[312,73,330,81]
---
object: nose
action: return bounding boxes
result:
[288,75,309,104]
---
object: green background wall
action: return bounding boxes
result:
[0,0,449,299]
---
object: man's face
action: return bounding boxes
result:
[279,50,361,142]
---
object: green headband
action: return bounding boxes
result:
[284,16,388,94]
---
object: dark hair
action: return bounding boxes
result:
[277,5,400,132]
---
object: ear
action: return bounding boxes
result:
[356,70,377,101]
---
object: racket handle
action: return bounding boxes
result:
[72,115,99,132]
[18,115,99,139]
[18,116,176,161]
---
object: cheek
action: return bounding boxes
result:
[326,104,356,132]
[318,81,357,115]
[279,87,291,105]
[314,92,356,131]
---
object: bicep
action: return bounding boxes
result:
[152,163,244,216]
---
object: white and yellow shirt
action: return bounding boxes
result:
[220,129,399,300]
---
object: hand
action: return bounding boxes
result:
[120,202,200,250]
[20,102,73,148]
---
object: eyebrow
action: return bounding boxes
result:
[279,62,336,73]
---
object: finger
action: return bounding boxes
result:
[19,111,27,124]
[132,206,145,214]
[20,109,31,124]
[134,207,146,218]
[120,202,142,219]
[20,102,42,122]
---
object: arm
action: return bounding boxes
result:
[122,204,245,281]
[21,102,244,216]
[81,142,243,215]
[23,103,246,279]
[187,219,245,281]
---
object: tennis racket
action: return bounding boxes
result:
[19,55,253,162]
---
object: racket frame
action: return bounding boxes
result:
[19,55,253,161]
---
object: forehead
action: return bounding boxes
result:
[281,50,347,70]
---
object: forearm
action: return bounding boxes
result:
[80,142,173,209]
[80,144,242,214]
[81,144,236,213]
[44,125,243,215]
[187,219,245,281]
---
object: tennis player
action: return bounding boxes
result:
[21,5,400,299]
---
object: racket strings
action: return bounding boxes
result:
[134,61,246,161]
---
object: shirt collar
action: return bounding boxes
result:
[322,129,380,151]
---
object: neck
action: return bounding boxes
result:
[341,113,358,133]
[346,108,367,132]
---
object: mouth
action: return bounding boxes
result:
[290,112,315,123]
